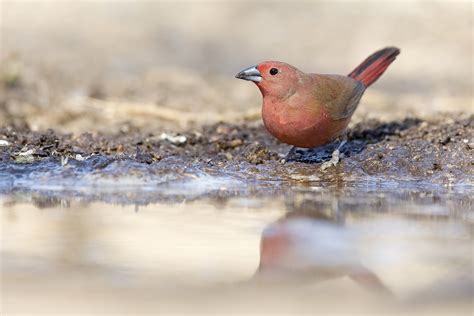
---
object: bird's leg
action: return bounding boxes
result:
[282,146,298,163]
[320,137,348,170]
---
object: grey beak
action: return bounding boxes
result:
[235,65,262,82]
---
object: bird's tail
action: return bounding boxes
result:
[348,47,400,87]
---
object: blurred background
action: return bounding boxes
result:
[1,0,472,133]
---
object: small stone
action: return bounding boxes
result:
[228,139,243,148]
[116,144,125,153]
[18,149,35,156]
[14,149,35,163]
[160,133,187,145]
[0,140,9,146]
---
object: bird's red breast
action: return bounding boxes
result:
[261,89,352,148]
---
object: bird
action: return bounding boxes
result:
[235,47,400,169]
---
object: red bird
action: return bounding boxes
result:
[236,47,400,169]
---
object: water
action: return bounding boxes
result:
[1,161,473,315]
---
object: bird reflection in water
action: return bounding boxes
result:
[254,209,391,295]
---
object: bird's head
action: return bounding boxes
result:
[235,61,303,99]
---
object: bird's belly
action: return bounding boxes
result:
[262,105,350,148]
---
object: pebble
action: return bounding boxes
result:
[15,149,35,163]
[18,149,35,156]
[75,154,86,161]
[160,133,187,145]
[0,140,9,146]
[228,139,243,148]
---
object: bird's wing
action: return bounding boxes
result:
[312,74,365,120]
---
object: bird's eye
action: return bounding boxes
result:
[269,68,279,75]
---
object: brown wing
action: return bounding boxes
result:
[312,74,365,120]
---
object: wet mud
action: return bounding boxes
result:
[1,113,472,176]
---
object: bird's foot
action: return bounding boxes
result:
[320,149,342,170]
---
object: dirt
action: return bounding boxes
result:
[0,113,472,186]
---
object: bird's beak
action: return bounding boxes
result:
[235,65,262,82]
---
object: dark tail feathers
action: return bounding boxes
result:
[348,47,400,87]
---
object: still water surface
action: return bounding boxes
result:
[1,170,473,315]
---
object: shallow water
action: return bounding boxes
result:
[1,161,473,315]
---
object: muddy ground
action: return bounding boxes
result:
[1,113,472,185]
